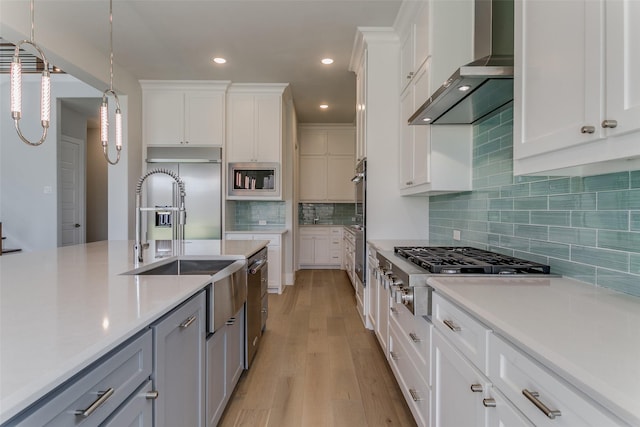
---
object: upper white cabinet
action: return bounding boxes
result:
[355,51,367,163]
[226,84,288,163]
[298,125,356,202]
[141,81,229,146]
[396,0,473,195]
[513,0,640,175]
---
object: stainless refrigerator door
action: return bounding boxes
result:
[146,162,221,240]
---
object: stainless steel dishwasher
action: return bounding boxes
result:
[246,247,268,367]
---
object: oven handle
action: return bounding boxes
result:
[249,259,267,274]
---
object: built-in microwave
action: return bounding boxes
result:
[228,162,281,199]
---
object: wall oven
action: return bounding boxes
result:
[352,158,366,285]
[228,162,280,199]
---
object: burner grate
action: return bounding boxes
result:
[394,246,551,275]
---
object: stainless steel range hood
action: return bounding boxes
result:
[409,0,513,125]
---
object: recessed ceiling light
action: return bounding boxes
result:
[212,57,227,64]
[321,58,334,65]
[422,117,432,122]
[458,85,471,92]
[320,104,329,109]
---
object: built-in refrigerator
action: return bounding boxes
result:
[145,146,222,240]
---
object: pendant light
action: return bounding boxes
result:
[100,0,123,165]
[10,0,51,146]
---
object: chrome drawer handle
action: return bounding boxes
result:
[409,332,421,343]
[145,391,159,400]
[74,388,114,417]
[409,388,423,401]
[601,119,618,128]
[470,384,483,393]
[483,398,496,408]
[580,125,595,134]
[443,319,461,332]
[390,351,399,361]
[522,389,562,419]
[390,307,399,315]
[179,315,196,329]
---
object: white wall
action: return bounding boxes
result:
[1,4,143,245]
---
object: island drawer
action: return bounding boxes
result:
[6,330,152,427]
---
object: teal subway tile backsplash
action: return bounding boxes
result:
[429,105,640,296]
[228,201,286,229]
[298,203,356,225]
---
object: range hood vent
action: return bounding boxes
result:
[409,0,513,125]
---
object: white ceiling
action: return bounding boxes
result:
[3,0,403,124]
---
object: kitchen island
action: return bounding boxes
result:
[0,239,267,424]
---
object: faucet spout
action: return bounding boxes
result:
[134,168,186,264]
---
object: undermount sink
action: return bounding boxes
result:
[123,259,236,276]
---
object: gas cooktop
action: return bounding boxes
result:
[393,246,551,275]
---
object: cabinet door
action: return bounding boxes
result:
[154,292,205,427]
[400,28,415,93]
[327,129,356,155]
[485,387,534,427]
[144,90,185,145]
[513,0,604,160]
[266,244,282,292]
[299,129,328,155]
[432,330,487,427]
[299,235,315,265]
[313,235,331,264]
[185,91,225,146]
[399,86,415,188]
[226,306,244,391]
[255,94,281,163]
[299,157,327,201]
[411,61,431,186]
[377,275,390,354]
[355,51,367,162]
[205,329,226,427]
[227,93,256,162]
[101,380,154,427]
[605,0,640,138]
[327,156,355,201]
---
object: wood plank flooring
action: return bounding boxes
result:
[219,269,416,427]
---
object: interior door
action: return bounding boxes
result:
[59,135,85,246]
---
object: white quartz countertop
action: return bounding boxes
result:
[427,276,640,425]
[0,239,265,424]
[225,228,288,234]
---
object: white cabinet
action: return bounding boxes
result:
[513,0,640,175]
[298,227,343,268]
[227,84,288,163]
[153,291,206,427]
[5,331,153,427]
[396,0,473,196]
[366,245,378,332]
[141,81,228,146]
[298,126,356,202]
[225,233,283,293]
[354,50,367,163]
[205,305,244,427]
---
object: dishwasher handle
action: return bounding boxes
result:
[249,259,267,274]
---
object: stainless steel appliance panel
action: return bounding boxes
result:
[354,158,366,285]
[246,247,268,368]
[146,162,221,240]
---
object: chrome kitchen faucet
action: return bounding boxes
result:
[134,168,186,264]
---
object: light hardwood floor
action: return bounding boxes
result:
[219,269,417,427]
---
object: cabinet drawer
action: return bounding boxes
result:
[432,293,491,374]
[9,331,152,427]
[488,334,624,427]
[389,302,431,386]
[389,323,430,427]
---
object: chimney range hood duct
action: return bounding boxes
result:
[409,0,514,125]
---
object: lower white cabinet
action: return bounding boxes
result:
[225,232,284,293]
[153,291,206,427]
[4,331,153,427]
[366,245,378,331]
[343,227,356,286]
[299,226,342,268]
[205,305,245,427]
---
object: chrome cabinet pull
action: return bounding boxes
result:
[443,319,461,332]
[409,332,421,343]
[390,351,399,361]
[74,388,114,417]
[580,125,595,134]
[470,384,483,393]
[601,119,618,128]
[179,315,196,329]
[409,388,423,401]
[390,307,399,315]
[145,391,159,400]
[483,398,496,408]
[522,389,562,419]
